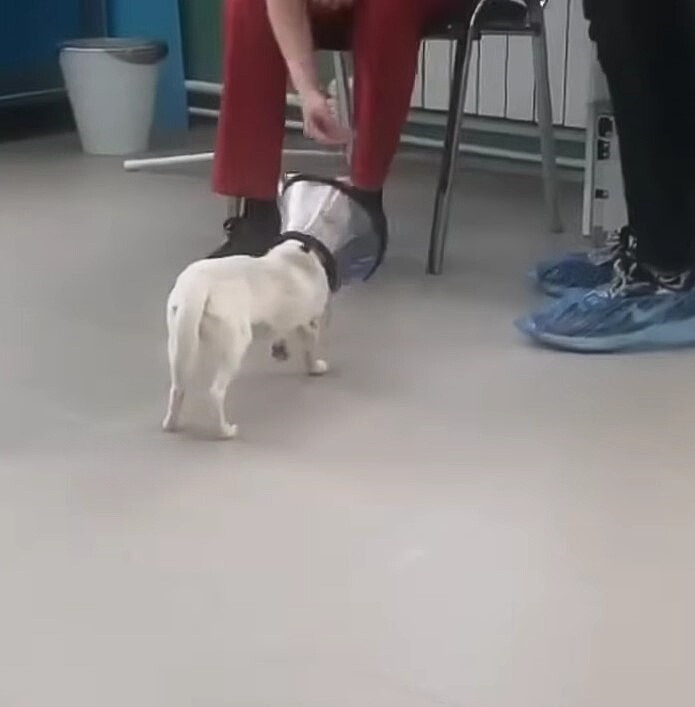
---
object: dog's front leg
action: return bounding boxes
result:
[162,387,184,432]
[298,319,328,376]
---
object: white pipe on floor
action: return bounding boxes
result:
[188,107,305,132]
[123,113,338,171]
[188,106,583,171]
[126,98,581,173]
[123,152,215,171]
[185,80,222,95]
[188,107,219,119]
[185,80,303,108]
[284,149,341,157]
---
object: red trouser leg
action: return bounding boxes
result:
[213,0,355,200]
[212,0,288,200]
[213,0,464,199]
[350,0,462,190]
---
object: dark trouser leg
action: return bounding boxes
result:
[590,0,695,271]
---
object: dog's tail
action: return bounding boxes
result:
[167,278,208,391]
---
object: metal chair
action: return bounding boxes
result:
[424,0,562,274]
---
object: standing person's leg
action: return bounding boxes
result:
[593,0,695,272]
[534,0,695,296]
[350,0,467,192]
[519,0,695,352]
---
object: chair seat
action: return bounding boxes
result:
[314,1,532,49]
[426,0,530,39]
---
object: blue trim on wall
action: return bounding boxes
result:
[107,0,188,132]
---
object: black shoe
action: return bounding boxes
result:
[207,199,281,259]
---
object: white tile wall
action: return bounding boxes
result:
[478,35,508,118]
[413,0,592,128]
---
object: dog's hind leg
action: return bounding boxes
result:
[298,319,328,376]
[163,318,185,432]
[210,323,251,439]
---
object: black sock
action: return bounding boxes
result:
[349,187,384,213]
[242,197,280,224]
[225,197,280,239]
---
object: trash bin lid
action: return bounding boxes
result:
[59,38,168,65]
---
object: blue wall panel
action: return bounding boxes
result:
[0,0,82,96]
[107,0,188,131]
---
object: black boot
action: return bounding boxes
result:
[207,198,281,259]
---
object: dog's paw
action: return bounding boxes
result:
[308,359,329,376]
[218,423,239,440]
[271,341,290,362]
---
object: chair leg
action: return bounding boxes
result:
[332,51,354,168]
[532,23,563,234]
[427,35,475,275]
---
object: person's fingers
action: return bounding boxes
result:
[308,123,341,145]
[301,94,351,144]
[308,119,348,145]
[315,112,350,144]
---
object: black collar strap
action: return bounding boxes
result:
[276,231,341,292]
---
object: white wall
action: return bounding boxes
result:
[411,0,592,129]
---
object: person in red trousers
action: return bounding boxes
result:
[209,0,468,259]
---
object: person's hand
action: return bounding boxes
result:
[301,90,351,145]
[309,0,354,10]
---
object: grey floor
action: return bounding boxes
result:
[2,131,695,707]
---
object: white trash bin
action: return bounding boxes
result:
[59,38,168,156]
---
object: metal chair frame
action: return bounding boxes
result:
[420,0,562,274]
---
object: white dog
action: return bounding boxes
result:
[162,239,331,439]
